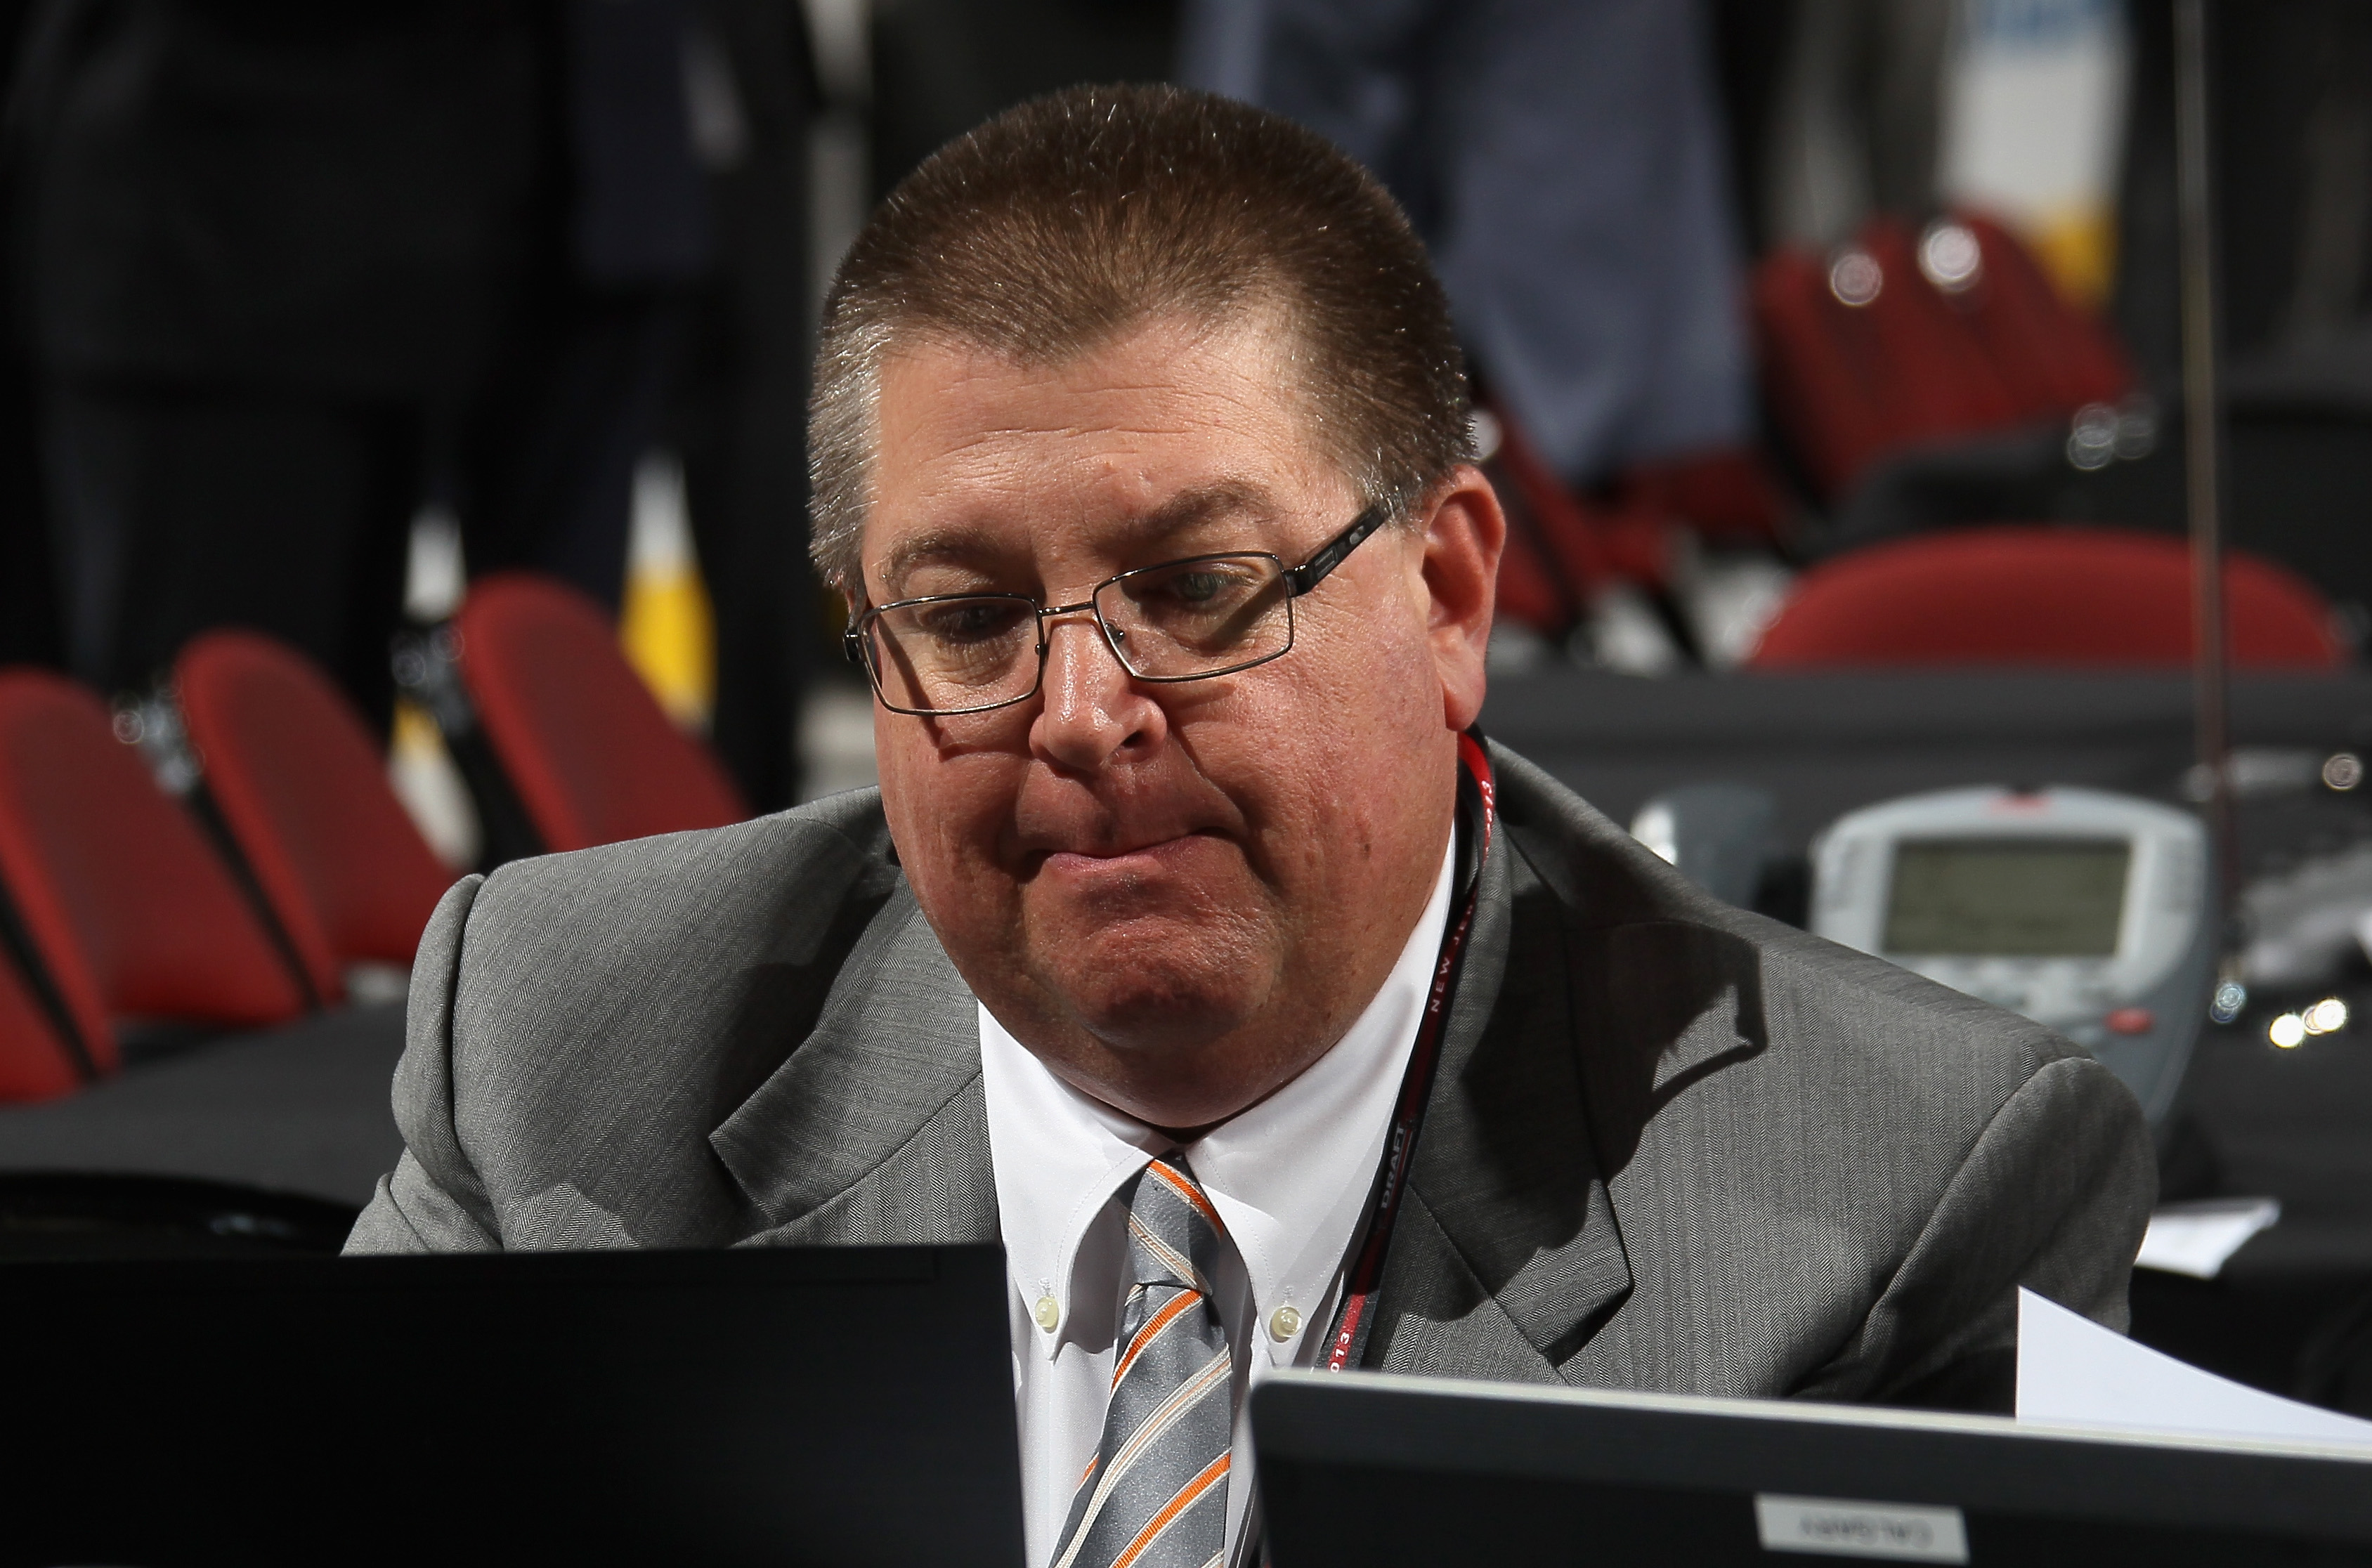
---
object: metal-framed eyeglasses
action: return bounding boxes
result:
[843,503,1391,717]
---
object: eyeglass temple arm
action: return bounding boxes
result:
[1283,502,1392,596]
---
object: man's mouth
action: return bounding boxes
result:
[1034,830,1226,879]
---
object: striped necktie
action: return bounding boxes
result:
[1050,1156,1234,1568]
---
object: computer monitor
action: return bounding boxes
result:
[0,1246,1024,1568]
[1253,1371,2372,1566]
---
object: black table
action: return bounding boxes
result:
[0,1002,405,1208]
[1483,667,2372,847]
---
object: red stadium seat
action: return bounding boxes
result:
[1746,526,2346,670]
[454,573,748,852]
[1950,213,2132,417]
[0,670,308,1080]
[174,630,457,1002]
[0,947,81,1102]
[1754,213,2133,499]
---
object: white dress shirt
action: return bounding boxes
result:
[979,835,1457,1568]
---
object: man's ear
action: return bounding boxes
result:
[1416,465,1504,731]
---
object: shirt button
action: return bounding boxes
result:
[1034,1295,1061,1333]
[1269,1304,1303,1342]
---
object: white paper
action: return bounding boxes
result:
[2134,1198,2281,1279]
[2016,1288,2372,1448]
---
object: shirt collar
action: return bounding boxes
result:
[979,831,1458,1363]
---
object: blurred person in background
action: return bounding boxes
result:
[14,1,542,730]
[0,0,55,671]
[457,0,711,622]
[867,0,1178,198]
[1181,0,1754,490]
[661,0,819,812]
[11,0,813,755]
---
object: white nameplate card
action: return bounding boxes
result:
[1754,1494,1970,1563]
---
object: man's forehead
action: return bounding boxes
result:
[875,312,1294,430]
[864,314,1345,591]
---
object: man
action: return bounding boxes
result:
[349,84,2153,1568]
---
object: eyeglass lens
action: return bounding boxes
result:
[863,554,1295,714]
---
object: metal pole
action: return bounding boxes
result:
[2175,0,2236,950]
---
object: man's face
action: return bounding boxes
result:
[861,314,1499,1129]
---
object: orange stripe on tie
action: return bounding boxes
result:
[1109,1452,1230,1568]
[1112,1288,1201,1390]
[1147,1160,1224,1234]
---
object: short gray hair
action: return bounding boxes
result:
[806,83,1472,599]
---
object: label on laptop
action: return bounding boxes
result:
[1755,1494,1969,1563]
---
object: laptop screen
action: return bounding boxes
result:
[0,1246,1024,1568]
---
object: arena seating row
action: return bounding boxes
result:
[0,572,749,1103]
[1488,209,2139,630]
[1487,207,2368,673]
[1754,211,2137,503]
[1746,525,2346,669]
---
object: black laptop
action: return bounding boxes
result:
[1252,1370,2372,1567]
[0,1246,1024,1568]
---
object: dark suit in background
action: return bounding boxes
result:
[457,0,712,624]
[18,0,542,726]
[665,0,816,812]
[867,0,1178,197]
[14,0,740,736]
[0,0,58,670]
[348,745,2154,1413]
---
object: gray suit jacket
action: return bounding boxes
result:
[348,743,2155,1411]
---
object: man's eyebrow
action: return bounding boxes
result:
[875,481,1284,594]
[1122,481,1282,545]
[878,528,1003,592]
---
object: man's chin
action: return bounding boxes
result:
[1028,937,1270,1052]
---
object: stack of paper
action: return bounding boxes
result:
[2016,1288,2372,1448]
[2133,1198,2281,1280]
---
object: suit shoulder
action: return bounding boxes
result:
[444,789,907,1065]
[467,788,898,953]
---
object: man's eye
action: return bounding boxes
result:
[917,601,1025,643]
[1167,572,1232,606]
[1141,565,1258,612]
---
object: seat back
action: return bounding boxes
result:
[454,573,747,852]
[0,949,81,1102]
[1745,525,2347,669]
[175,630,456,1001]
[1754,213,2133,498]
[1953,212,2133,417]
[0,670,308,1070]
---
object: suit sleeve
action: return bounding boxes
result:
[1794,1052,2157,1412]
[344,875,505,1253]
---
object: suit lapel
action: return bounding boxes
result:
[1369,764,1635,1382]
[711,887,998,1243]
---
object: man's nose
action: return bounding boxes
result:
[1031,607,1164,771]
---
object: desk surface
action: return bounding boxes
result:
[0,1002,405,1206]
[2186,996,2372,1280]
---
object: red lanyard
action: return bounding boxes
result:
[1323,731,1496,1372]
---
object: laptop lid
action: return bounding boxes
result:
[0,1246,1024,1568]
[1252,1371,2372,1567]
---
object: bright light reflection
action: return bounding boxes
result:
[2305,998,2350,1035]
[2269,1012,2308,1049]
